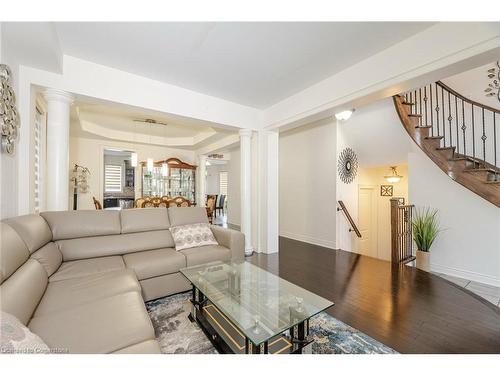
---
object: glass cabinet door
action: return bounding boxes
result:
[141,158,196,203]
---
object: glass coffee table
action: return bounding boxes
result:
[180,261,334,354]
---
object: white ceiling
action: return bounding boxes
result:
[54,22,434,108]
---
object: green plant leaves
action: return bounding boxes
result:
[411,207,441,252]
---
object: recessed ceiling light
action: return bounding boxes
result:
[335,109,354,121]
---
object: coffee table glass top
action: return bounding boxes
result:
[180,261,334,345]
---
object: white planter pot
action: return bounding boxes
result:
[416,250,430,272]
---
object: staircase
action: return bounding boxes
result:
[393,81,500,207]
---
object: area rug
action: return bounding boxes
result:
[146,292,398,354]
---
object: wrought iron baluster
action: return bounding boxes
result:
[424,86,429,131]
[448,91,452,148]
[419,88,422,126]
[455,95,459,154]
[494,113,498,179]
[441,85,446,144]
[481,108,486,166]
[434,83,440,136]
[472,104,476,162]
[429,84,434,136]
[462,99,467,155]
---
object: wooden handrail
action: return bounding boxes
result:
[337,200,362,238]
[437,81,500,114]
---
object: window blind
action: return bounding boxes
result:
[219,171,228,196]
[104,164,122,192]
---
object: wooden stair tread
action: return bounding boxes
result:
[484,180,500,184]
[436,146,455,151]
[464,168,497,173]
[415,125,432,129]
[425,136,444,140]
[408,114,421,118]
[402,101,414,105]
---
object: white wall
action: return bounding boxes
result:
[69,136,195,210]
[279,118,337,248]
[409,147,500,286]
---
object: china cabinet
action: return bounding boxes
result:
[141,158,197,203]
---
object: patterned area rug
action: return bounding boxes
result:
[146,292,397,354]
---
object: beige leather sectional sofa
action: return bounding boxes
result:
[0,207,244,354]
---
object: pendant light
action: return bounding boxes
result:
[161,120,169,177]
[146,122,154,172]
[161,162,169,177]
[384,166,403,183]
[131,122,138,167]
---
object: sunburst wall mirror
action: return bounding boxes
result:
[338,148,358,184]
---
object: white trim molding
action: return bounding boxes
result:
[431,262,500,288]
[279,231,337,250]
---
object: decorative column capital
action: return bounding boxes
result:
[239,128,253,138]
[43,88,74,105]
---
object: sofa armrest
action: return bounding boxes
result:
[210,225,245,262]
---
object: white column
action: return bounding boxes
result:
[257,130,279,254]
[197,154,207,206]
[43,89,74,211]
[239,129,254,256]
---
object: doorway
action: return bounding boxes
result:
[102,149,135,209]
[358,185,378,258]
[206,158,229,227]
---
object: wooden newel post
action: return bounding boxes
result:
[390,198,400,264]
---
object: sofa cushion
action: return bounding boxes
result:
[0,222,30,283]
[139,272,191,302]
[49,256,125,282]
[120,208,170,234]
[181,245,231,267]
[34,270,141,316]
[112,339,161,354]
[0,311,50,354]
[170,223,218,251]
[0,259,48,325]
[123,248,186,280]
[167,207,208,227]
[41,210,121,240]
[3,215,52,254]
[30,242,62,277]
[56,230,175,261]
[28,291,155,354]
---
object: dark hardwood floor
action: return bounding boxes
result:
[248,237,500,354]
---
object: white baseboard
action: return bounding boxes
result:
[431,263,500,287]
[279,231,337,250]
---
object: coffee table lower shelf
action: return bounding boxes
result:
[188,286,313,354]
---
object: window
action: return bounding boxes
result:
[34,106,46,213]
[104,164,122,192]
[219,171,228,196]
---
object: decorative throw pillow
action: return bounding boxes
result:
[169,223,219,251]
[0,311,50,354]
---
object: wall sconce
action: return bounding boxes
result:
[335,109,355,121]
[384,166,403,183]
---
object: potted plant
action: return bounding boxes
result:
[412,207,441,272]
